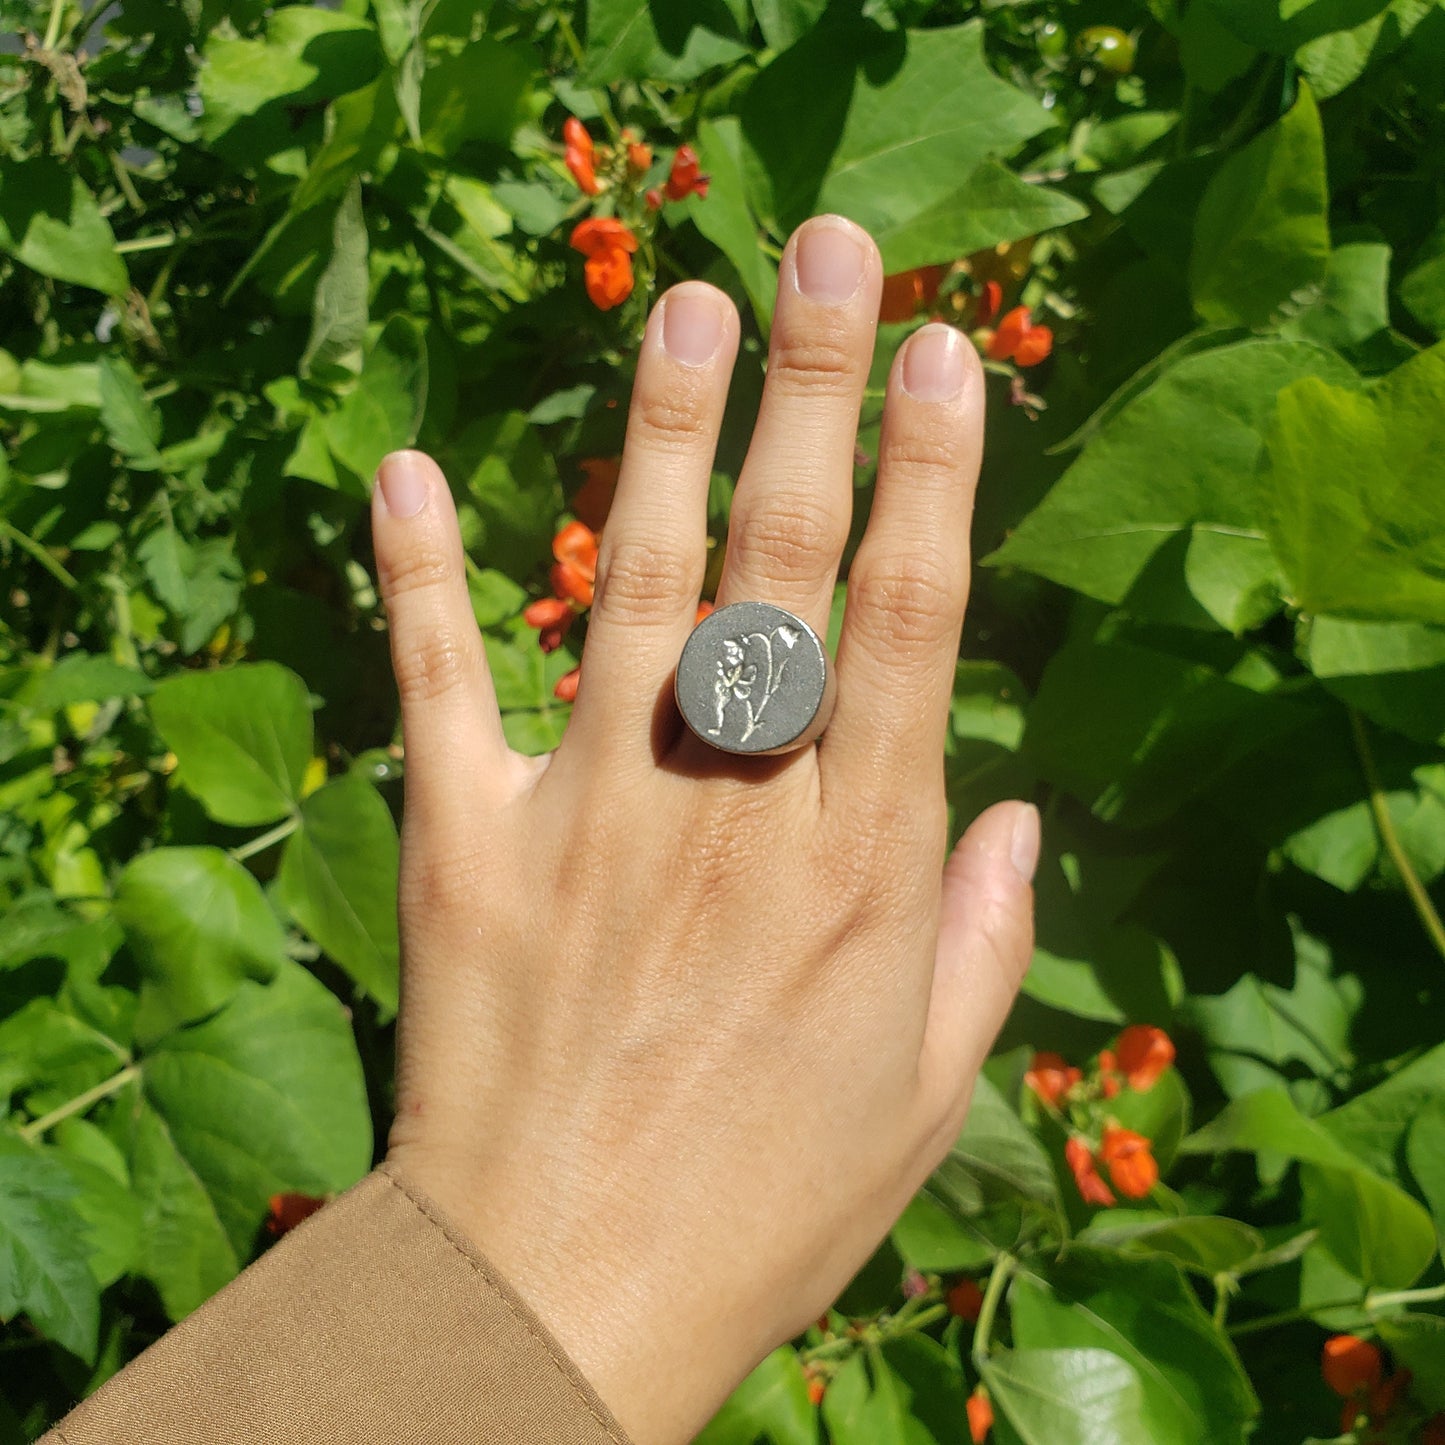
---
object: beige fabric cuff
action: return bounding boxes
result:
[43,1164,633,1445]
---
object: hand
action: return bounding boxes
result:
[370,215,1038,1445]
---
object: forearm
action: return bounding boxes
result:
[42,1165,631,1445]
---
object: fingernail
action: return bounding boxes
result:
[794,220,867,304]
[902,325,966,402]
[662,286,726,367]
[1010,804,1041,885]
[376,451,429,519]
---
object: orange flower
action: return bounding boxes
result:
[1065,1136,1115,1207]
[574,457,620,530]
[976,279,1002,326]
[265,1192,326,1237]
[645,186,663,210]
[967,1387,993,1443]
[986,305,1053,368]
[663,143,710,201]
[564,116,602,196]
[1421,1414,1445,1445]
[1100,1125,1158,1199]
[1322,1334,1384,1398]
[878,265,945,323]
[626,136,652,172]
[695,599,714,623]
[570,218,639,311]
[946,1277,984,1321]
[1025,1051,1081,1109]
[1097,1048,1122,1099]
[523,595,574,654]
[550,521,598,608]
[1115,1026,1175,1091]
[554,665,581,703]
[806,1377,826,1407]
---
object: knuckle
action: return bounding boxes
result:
[378,542,456,604]
[849,551,966,651]
[767,331,862,399]
[880,427,964,483]
[630,385,712,450]
[594,536,700,621]
[728,495,843,585]
[402,843,496,921]
[391,627,475,705]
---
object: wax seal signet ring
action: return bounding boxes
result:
[675,600,836,756]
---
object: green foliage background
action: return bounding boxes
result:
[2,0,1445,1440]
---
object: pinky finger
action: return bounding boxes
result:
[917,801,1039,1121]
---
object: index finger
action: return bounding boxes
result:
[819,323,984,799]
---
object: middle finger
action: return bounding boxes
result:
[714,215,882,639]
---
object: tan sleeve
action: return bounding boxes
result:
[42,1163,633,1445]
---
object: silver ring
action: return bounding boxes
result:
[675,601,835,756]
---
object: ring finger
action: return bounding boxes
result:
[714,215,882,639]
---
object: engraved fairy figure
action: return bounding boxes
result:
[709,624,799,742]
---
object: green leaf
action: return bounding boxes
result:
[690,118,780,331]
[1303,616,1445,746]
[1377,1314,1445,1412]
[1260,345,1445,624]
[125,1096,238,1319]
[695,1347,818,1445]
[1406,1105,1445,1234]
[300,178,369,382]
[141,964,370,1254]
[891,1189,995,1272]
[584,0,750,83]
[1320,1041,1445,1180]
[1078,1213,1267,1278]
[418,39,536,154]
[935,1074,1061,1212]
[1297,0,1437,96]
[277,776,400,1014]
[1190,87,1330,330]
[1280,242,1392,350]
[323,314,429,490]
[1023,637,1306,828]
[115,847,288,1039]
[1181,1087,1437,1288]
[20,653,153,713]
[150,662,313,826]
[454,411,563,577]
[0,1129,100,1361]
[0,159,128,296]
[47,1146,141,1289]
[1201,0,1419,52]
[1401,225,1445,336]
[741,23,1056,268]
[982,1348,1151,1445]
[822,1337,964,1445]
[871,159,1087,277]
[0,999,124,1101]
[97,358,164,469]
[989,340,1355,631]
[1008,1250,1259,1443]
[199,6,383,167]
[751,0,829,50]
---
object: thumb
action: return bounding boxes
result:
[918,800,1039,1114]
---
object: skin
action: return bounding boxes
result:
[370,216,1039,1445]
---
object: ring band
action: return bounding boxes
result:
[675,601,835,756]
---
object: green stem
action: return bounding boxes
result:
[19,1064,139,1141]
[42,0,66,51]
[1349,708,1445,965]
[229,815,299,863]
[1229,1281,1445,1339]
[972,1253,1017,1367]
[1212,1274,1232,1331]
[0,517,78,590]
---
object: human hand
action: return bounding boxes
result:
[370,215,1038,1445]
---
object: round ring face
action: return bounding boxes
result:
[675,601,833,756]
